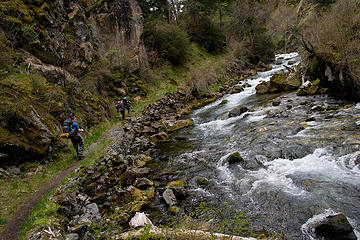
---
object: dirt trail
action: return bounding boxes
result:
[0,123,122,240]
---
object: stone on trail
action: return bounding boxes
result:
[129,212,153,228]
[162,188,177,206]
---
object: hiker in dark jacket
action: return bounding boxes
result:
[71,116,84,160]
[123,96,131,115]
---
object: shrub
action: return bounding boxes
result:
[188,17,226,54]
[143,20,191,65]
[303,0,360,82]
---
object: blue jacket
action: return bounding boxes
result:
[72,122,80,134]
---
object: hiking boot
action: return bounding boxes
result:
[78,155,83,160]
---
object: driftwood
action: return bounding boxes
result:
[120,226,259,240]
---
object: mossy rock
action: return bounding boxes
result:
[226,152,244,164]
[146,186,155,199]
[169,206,180,214]
[230,85,244,94]
[166,119,194,132]
[220,99,228,105]
[177,108,192,117]
[297,78,321,96]
[195,177,209,186]
[167,180,186,188]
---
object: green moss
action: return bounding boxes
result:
[167,180,186,188]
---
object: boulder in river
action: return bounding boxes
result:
[227,152,244,164]
[228,106,249,118]
[314,213,356,240]
[256,72,301,94]
[165,119,194,132]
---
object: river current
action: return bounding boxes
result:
[153,53,360,239]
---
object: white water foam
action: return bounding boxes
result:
[275,52,299,60]
[245,148,360,197]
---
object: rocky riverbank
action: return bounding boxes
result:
[48,90,211,239]
[32,65,267,239]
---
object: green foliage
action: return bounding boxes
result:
[143,19,191,65]
[303,0,360,84]
[242,30,275,64]
[188,17,226,54]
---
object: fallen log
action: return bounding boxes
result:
[120,226,259,240]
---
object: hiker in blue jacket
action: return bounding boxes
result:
[71,116,84,160]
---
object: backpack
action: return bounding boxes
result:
[123,97,131,107]
[61,118,74,138]
[116,101,122,109]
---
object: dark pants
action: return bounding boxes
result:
[71,135,84,159]
[120,110,125,119]
[125,106,130,114]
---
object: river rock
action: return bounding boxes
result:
[162,188,177,206]
[256,72,301,94]
[297,79,321,96]
[273,99,281,106]
[230,85,244,94]
[227,152,244,164]
[220,100,228,105]
[195,176,209,186]
[228,106,249,118]
[165,119,194,132]
[314,214,356,240]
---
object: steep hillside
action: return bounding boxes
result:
[0,0,149,165]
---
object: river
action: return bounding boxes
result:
[151,53,360,239]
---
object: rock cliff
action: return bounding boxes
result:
[0,0,149,165]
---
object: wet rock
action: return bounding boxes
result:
[220,100,228,105]
[230,85,244,94]
[167,180,186,188]
[165,119,194,132]
[162,188,177,206]
[272,100,281,106]
[311,105,325,111]
[314,214,356,240]
[170,187,187,200]
[227,152,244,164]
[306,116,316,122]
[228,106,249,118]
[355,155,360,165]
[195,176,209,186]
